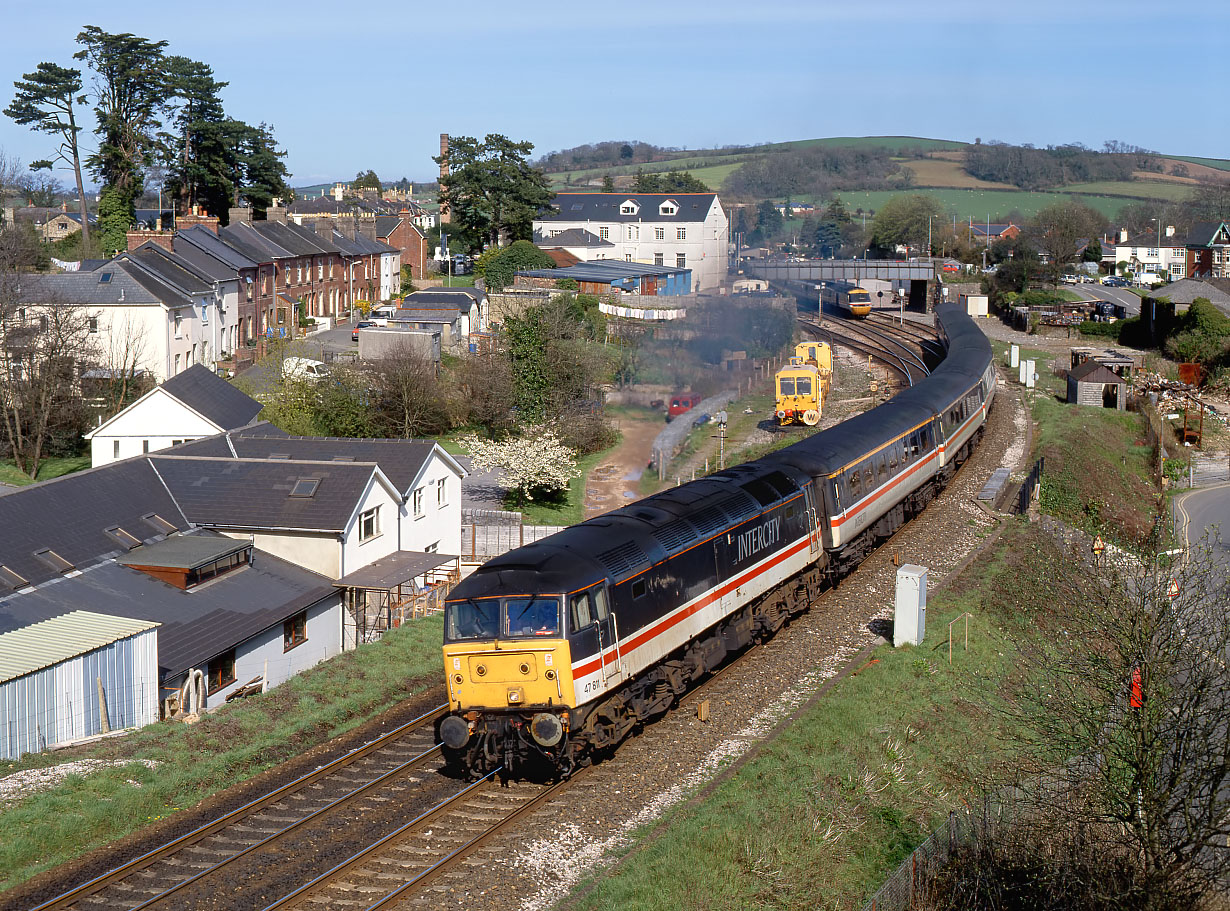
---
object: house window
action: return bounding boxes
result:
[88,317,98,334]
[677,228,686,240]
[425,542,439,553]
[677,253,686,268]
[208,650,236,693]
[174,314,183,338]
[655,227,665,241]
[413,487,424,516]
[113,440,120,458]
[599,227,609,240]
[317,263,323,280]
[296,265,303,283]
[283,611,308,651]
[437,477,447,507]
[625,253,633,262]
[359,506,380,541]
[654,253,664,266]
[627,225,638,241]
[174,354,181,374]
[660,204,676,216]
[621,204,636,214]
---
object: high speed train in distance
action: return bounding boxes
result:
[819,280,872,318]
[438,303,995,779]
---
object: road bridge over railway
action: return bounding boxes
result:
[745,259,940,311]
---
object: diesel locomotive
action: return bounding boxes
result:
[439,304,995,778]
[820,280,873,318]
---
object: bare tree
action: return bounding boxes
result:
[98,312,152,416]
[0,293,98,478]
[995,523,1230,906]
[1027,201,1107,282]
[365,342,452,438]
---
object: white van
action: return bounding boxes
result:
[369,306,395,327]
[283,357,329,382]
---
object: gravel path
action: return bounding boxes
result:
[401,370,1030,911]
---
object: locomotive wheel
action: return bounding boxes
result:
[802,409,820,426]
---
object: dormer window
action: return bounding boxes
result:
[620,200,639,216]
[660,200,678,216]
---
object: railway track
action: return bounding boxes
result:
[31,705,450,911]
[799,314,932,387]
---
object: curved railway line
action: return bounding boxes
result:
[798,314,934,389]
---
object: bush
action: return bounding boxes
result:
[1078,320,1121,340]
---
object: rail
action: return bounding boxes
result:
[31,704,449,911]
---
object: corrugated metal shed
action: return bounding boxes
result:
[0,611,158,683]
[0,612,160,760]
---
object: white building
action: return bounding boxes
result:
[15,244,241,383]
[85,364,263,467]
[534,193,729,292]
[1108,226,1188,279]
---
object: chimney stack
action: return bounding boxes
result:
[266,205,287,223]
[358,215,377,242]
[127,230,175,253]
[1119,228,1128,243]
[313,218,334,240]
[178,210,220,234]
[1165,225,1175,238]
[439,133,451,225]
[229,207,252,225]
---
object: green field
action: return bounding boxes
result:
[831,187,1139,221]
[0,456,91,487]
[779,135,967,153]
[1060,179,1193,201]
[1165,154,1230,171]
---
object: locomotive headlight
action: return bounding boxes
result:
[475,664,487,677]
[507,687,524,704]
[452,674,464,685]
[519,662,530,675]
[545,669,556,681]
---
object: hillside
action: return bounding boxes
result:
[544,136,1229,221]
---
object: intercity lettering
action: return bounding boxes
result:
[734,516,782,564]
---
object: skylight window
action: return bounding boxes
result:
[0,565,29,590]
[269,453,290,460]
[142,513,178,535]
[34,549,74,573]
[331,455,355,462]
[290,478,321,498]
[104,526,142,549]
[98,272,113,284]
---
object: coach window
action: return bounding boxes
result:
[864,465,874,489]
[848,467,862,497]
[570,592,593,630]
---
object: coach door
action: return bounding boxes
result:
[802,482,822,555]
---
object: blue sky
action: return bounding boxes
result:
[1,0,1224,189]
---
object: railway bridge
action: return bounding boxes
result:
[744,259,939,311]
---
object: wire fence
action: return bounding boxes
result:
[860,788,1024,911]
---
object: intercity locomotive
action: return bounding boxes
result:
[439,303,995,778]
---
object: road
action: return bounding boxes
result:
[1077,282,1145,317]
[1174,482,1230,564]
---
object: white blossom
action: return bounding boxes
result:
[460,426,578,503]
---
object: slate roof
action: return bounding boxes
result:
[535,228,614,248]
[11,207,96,226]
[391,309,460,324]
[1113,229,1184,248]
[519,260,690,282]
[168,433,445,494]
[115,244,214,297]
[403,288,484,306]
[174,225,259,272]
[159,365,263,430]
[149,456,385,532]
[0,458,190,590]
[539,193,718,223]
[217,221,296,263]
[0,532,335,680]
[1184,221,1230,247]
[1149,278,1230,308]
[1069,361,1125,384]
[16,265,165,307]
[374,214,424,239]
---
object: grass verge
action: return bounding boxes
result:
[516,445,614,527]
[0,617,445,892]
[569,523,1044,911]
[0,455,91,487]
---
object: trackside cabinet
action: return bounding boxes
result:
[893,564,927,647]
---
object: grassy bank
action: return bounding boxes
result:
[0,455,91,487]
[516,445,614,526]
[0,617,445,892]
[570,525,1040,910]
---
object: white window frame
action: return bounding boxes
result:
[359,506,380,542]
[677,253,687,268]
[436,477,447,507]
[654,227,665,240]
[599,226,610,240]
[677,227,687,240]
[413,487,424,516]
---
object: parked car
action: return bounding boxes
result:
[1101,276,1128,287]
[1061,274,1079,285]
[352,319,376,342]
[283,357,329,382]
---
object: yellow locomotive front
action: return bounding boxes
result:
[774,358,822,426]
[440,593,578,775]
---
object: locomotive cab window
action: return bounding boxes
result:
[796,376,812,395]
[631,579,647,599]
[446,598,500,640]
[505,596,560,637]
[570,592,593,629]
[779,377,795,396]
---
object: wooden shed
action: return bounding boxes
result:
[1067,361,1127,410]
